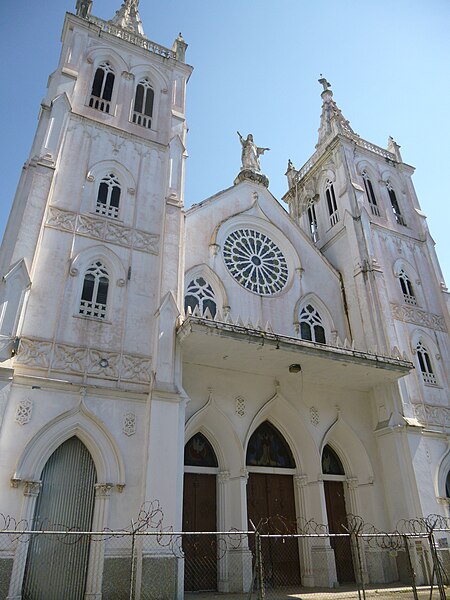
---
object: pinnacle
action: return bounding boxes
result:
[316,77,356,148]
[110,0,145,37]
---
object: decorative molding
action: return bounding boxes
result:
[23,480,41,497]
[95,483,114,497]
[218,470,230,484]
[412,403,450,429]
[235,396,245,417]
[15,336,152,383]
[391,303,447,332]
[294,475,308,488]
[122,412,136,436]
[310,406,320,427]
[15,398,33,425]
[46,206,160,255]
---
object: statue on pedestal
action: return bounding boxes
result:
[237,132,270,173]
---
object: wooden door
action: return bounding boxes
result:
[183,473,217,591]
[324,480,355,583]
[247,473,301,586]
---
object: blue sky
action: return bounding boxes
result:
[1,0,449,285]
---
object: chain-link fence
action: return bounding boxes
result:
[0,516,449,599]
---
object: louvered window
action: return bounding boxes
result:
[79,262,109,319]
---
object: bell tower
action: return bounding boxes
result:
[284,79,450,522]
[0,0,192,547]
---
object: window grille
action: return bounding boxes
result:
[307,200,319,242]
[416,341,436,385]
[185,277,217,318]
[95,173,121,218]
[398,269,416,305]
[325,181,339,227]
[362,171,380,216]
[79,262,109,319]
[89,62,115,113]
[132,78,154,129]
[299,304,326,343]
[387,183,406,226]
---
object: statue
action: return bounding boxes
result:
[76,0,92,18]
[237,132,270,173]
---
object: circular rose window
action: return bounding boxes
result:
[223,228,288,295]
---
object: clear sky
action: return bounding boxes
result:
[1,0,449,286]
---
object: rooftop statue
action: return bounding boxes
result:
[237,132,270,173]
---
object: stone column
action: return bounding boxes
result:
[294,475,314,586]
[84,483,113,600]
[217,470,230,592]
[226,468,252,593]
[7,480,41,600]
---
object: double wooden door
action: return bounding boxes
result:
[182,472,217,591]
[324,480,355,583]
[247,473,301,586]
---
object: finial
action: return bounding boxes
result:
[110,0,145,36]
[318,75,332,92]
[172,32,188,62]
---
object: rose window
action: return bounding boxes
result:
[223,229,288,295]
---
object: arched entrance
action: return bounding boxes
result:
[22,436,97,599]
[183,432,218,591]
[322,444,355,583]
[246,421,301,586]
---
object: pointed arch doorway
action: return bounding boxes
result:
[246,421,301,586]
[22,436,97,599]
[183,432,218,592]
[322,444,355,583]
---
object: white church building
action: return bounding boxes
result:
[0,0,449,597]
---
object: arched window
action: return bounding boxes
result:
[387,183,406,226]
[416,341,436,385]
[325,180,339,227]
[362,171,380,216]
[132,78,154,129]
[299,304,326,344]
[446,471,450,498]
[185,277,217,318]
[79,262,109,319]
[246,421,295,468]
[398,269,416,305]
[322,445,345,475]
[89,62,115,113]
[307,199,319,242]
[95,173,121,218]
[184,433,218,468]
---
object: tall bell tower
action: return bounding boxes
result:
[0,0,192,556]
[284,79,450,523]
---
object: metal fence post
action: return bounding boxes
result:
[351,528,366,600]
[130,530,136,600]
[428,531,447,600]
[255,531,265,600]
[403,535,419,600]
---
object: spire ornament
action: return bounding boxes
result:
[316,76,357,149]
[110,0,145,37]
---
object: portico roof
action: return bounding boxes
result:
[177,316,413,392]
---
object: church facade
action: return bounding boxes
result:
[0,0,449,597]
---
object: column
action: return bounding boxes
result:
[294,475,314,586]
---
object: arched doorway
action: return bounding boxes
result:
[183,432,218,591]
[22,436,97,599]
[246,421,301,586]
[322,444,355,583]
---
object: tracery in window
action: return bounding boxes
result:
[223,228,288,295]
[185,277,217,318]
[307,199,319,242]
[299,304,326,344]
[398,269,416,305]
[79,262,109,319]
[322,445,345,475]
[362,171,380,216]
[325,180,339,227]
[89,62,115,113]
[387,183,406,226]
[416,341,436,385]
[95,173,121,218]
[132,78,154,129]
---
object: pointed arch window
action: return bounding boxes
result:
[89,62,115,113]
[307,199,319,242]
[325,180,339,227]
[132,78,154,129]
[185,277,217,318]
[398,269,416,305]
[362,171,380,216]
[416,341,436,385]
[246,421,295,468]
[184,433,218,468]
[299,304,326,344]
[95,173,121,218]
[79,262,109,319]
[387,183,406,226]
[322,445,345,475]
